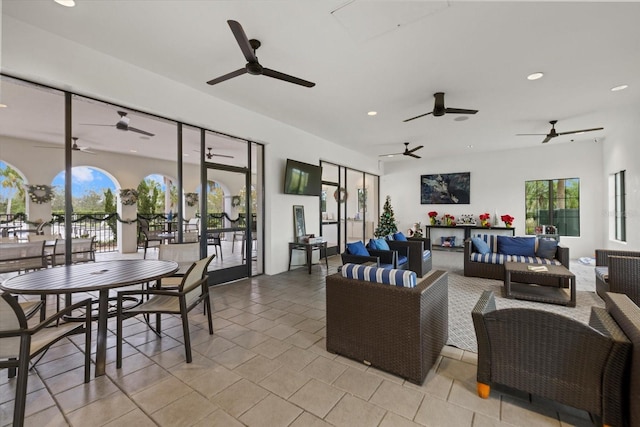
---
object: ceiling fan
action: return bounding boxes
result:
[517,120,604,143]
[80,111,155,137]
[379,142,424,159]
[206,20,315,88]
[205,147,234,159]
[403,92,478,122]
[35,137,95,154]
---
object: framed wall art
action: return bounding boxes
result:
[420,172,470,204]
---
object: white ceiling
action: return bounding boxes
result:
[2,1,640,162]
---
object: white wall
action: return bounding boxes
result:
[601,107,640,251]
[381,141,604,258]
[1,16,381,274]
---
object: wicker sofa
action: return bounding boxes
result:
[464,234,569,286]
[595,249,640,305]
[325,268,448,385]
[473,290,637,426]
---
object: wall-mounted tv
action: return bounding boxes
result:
[283,159,322,196]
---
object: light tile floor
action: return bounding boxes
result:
[1,252,597,426]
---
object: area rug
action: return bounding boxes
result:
[446,271,604,353]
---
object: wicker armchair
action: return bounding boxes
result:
[472,290,631,426]
[387,237,432,277]
[326,270,448,385]
[341,247,400,269]
[595,249,640,304]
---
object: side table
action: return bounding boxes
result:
[288,241,329,274]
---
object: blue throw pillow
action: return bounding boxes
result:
[536,238,558,259]
[374,238,390,251]
[346,241,369,256]
[392,232,407,241]
[471,237,491,255]
[497,236,535,257]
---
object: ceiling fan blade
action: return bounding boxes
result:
[407,153,421,159]
[34,145,64,149]
[542,135,553,143]
[127,127,155,137]
[207,68,247,86]
[79,123,115,127]
[444,108,478,115]
[79,149,96,155]
[379,152,403,157]
[211,153,234,159]
[556,127,604,136]
[406,145,424,154]
[403,112,432,122]
[516,133,548,136]
[227,20,258,63]
[262,68,315,87]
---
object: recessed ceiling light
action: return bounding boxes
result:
[454,116,469,122]
[527,72,544,81]
[140,136,150,140]
[467,144,473,148]
[54,0,76,7]
[183,153,189,157]
[129,149,137,153]
[367,111,377,116]
[0,103,7,108]
[386,154,394,158]
[611,84,628,92]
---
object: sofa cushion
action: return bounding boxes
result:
[346,241,369,256]
[536,238,558,259]
[510,255,562,265]
[423,250,431,260]
[595,266,609,283]
[369,238,390,251]
[341,263,417,287]
[474,234,499,253]
[470,252,511,265]
[397,255,408,266]
[497,236,535,257]
[471,237,491,255]
[392,232,408,241]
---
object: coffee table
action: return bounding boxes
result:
[503,262,576,307]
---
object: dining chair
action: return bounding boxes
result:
[116,254,215,367]
[157,242,200,288]
[138,218,163,259]
[0,293,92,427]
[207,231,223,260]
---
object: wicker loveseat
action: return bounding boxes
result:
[473,290,637,426]
[464,234,569,286]
[595,249,640,305]
[325,267,448,385]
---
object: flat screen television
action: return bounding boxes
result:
[283,159,322,196]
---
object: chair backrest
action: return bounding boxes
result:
[0,241,46,273]
[183,232,199,243]
[28,233,59,242]
[0,293,27,359]
[158,242,200,263]
[180,255,215,306]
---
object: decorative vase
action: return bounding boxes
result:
[505,222,512,228]
[430,217,436,225]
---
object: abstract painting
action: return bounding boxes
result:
[421,172,470,204]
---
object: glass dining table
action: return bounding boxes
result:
[1,259,179,377]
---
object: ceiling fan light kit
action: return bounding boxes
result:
[206,20,315,88]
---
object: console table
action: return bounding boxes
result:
[288,241,329,274]
[425,225,515,250]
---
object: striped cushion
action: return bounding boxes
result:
[423,250,431,260]
[341,263,417,288]
[473,234,499,253]
[510,255,562,265]
[470,252,510,264]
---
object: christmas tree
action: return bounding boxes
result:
[374,195,398,237]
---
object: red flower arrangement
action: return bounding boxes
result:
[501,214,514,227]
[442,214,456,226]
[428,211,438,225]
[479,212,491,227]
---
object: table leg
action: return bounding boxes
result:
[95,289,109,377]
[323,245,329,271]
[307,246,313,274]
[570,276,576,307]
[288,246,293,271]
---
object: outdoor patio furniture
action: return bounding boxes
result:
[0,294,92,427]
[116,255,215,367]
[595,249,640,305]
[472,290,631,426]
[0,241,47,274]
[326,269,448,384]
[138,218,163,259]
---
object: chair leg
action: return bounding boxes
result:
[477,382,490,399]
[116,302,123,369]
[204,291,214,335]
[181,310,192,363]
[8,359,17,378]
[14,337,31,427]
